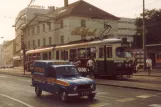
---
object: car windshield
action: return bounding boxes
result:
[55,66,80,77]
[116,47,132,58]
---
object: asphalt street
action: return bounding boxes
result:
[0,74,161,107]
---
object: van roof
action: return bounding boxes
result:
[34,60,71,67]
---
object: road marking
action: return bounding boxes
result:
[96,95,116,100]
[137,94,155,98]
[89,102,109,107]
[149,104,161,107]
[0,75,6,78]
[97,92,109,95]
[0,94,34,107]
[116,98,136,102]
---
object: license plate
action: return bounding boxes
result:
[81,91,90,96]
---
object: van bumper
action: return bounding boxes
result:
[68,91,96,97]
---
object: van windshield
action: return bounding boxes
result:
[55,66,80,77]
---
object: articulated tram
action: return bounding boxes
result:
[26,38,134,77]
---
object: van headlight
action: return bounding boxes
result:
[90,84,94,89]
[73,86,77,91]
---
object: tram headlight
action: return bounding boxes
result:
[73,86,77,91]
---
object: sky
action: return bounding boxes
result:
[0,0,161,44]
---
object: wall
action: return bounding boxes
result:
[24,16,118,50]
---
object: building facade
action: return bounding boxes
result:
[14,6,49,65]
[118,17,136,42]
[23,0,119,51]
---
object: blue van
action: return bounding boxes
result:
[31,60,96,101]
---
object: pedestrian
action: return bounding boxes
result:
[146,56,152,75]
[86,57,95,79]
[132,53,137,73]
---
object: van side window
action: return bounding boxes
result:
[47,67,56,78]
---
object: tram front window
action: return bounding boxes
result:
[116,47,132,58]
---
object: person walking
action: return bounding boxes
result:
[87,57,95,79]
[146,56,152,75]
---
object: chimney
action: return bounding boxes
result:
[64,0,68,7]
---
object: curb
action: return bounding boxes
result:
[1,72,161,92]
[96,83,161,92]
[134,75,161,77]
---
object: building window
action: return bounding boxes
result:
[49,37,52,45]
[38,39,40,47]
[47,22,51,30]
[32,27,35,35]
[43,38,46,46]
[28,41,30,49]
[33,40,35,47]
[60,20,63,28]
[37,26,40,33]
[81,20,86,27]
[43,24,45,32]
[61,36,64,44]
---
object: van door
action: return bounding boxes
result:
[46,66,56,93]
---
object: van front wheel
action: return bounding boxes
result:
[35,87,42,97]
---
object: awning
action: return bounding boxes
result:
[26,47,54,55]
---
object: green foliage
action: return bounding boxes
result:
[135,9,161,44]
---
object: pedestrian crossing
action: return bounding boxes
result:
[89,92,161,107]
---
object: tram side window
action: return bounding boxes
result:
[99,47,104,58]
[107,47,112,58]
[37,53,41,60]
[78,48,86,58]
[49,52,51,60]
[87,47,96,58]
[70,49,77,60]
[64,51,68,60]
[56,51,59,60]
[61,51,64,60]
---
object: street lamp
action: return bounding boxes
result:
[143,0,146,70]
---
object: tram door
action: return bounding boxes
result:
[96,46,114,76]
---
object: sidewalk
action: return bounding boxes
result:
[134,69,161,77]
[0,67,161,92]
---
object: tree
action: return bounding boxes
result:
[135,9,161,45]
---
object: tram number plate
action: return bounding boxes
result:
[80,91,89,96]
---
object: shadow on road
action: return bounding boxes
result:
[33,93,100,107]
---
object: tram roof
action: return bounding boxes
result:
[55,38,123,49]
[26,47,54,55]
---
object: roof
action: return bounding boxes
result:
[48,0,119,20]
